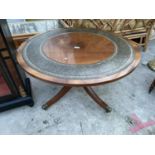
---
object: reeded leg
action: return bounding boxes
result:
[83,86,112,112]
[149,79,155,93]
[42,86,72,110]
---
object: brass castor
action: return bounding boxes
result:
[42,104,49,110]
[105,106,112,113]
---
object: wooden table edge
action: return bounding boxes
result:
[16,35,141,87]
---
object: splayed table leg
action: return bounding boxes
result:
[42,86,72,110]
[83,86,112,112]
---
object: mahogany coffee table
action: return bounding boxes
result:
[17,28,141,112]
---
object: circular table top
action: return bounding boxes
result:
[17,28,141,86]
[42,32,115,65]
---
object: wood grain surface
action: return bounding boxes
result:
[43,32,115,65]
[17,31,141,86]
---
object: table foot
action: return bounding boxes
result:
[105,106,112,113]
[42,86,71,110]
[83,86,112,112]
[42,104,49,110]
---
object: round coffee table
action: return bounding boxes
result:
[17,28,141,112]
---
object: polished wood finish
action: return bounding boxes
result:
[84,87,112,112]
[17,38,141,86]
[43,32,115,65]
[17,30,141,112]
[42,86,71,110]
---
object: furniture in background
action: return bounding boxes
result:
[8,19,60,48]
[6,19,154,50]
[0,19,34,112]
[148,58,155,71]
[60,19,155,51]
[149,79,155,93]
[17,28,141,112]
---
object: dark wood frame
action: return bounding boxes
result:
[0,19,34,112]
[0,57,17,102]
